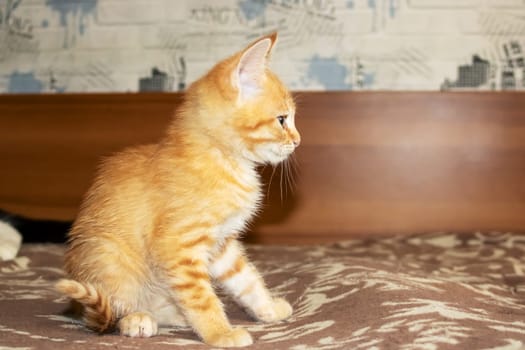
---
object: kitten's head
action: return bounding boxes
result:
[186,33,300,165]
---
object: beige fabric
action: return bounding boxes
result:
[1,232,525,349]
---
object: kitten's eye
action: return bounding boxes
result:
[277,115,287,127]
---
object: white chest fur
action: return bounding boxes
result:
[218,189,262,238]
[215,162,262,239]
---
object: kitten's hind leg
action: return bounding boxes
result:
[118,311,158,338]
[210,238,292,323]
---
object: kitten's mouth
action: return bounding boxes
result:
[281,145,296,157]
[257,144,295,165]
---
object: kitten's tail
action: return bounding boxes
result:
[55,279,116,333]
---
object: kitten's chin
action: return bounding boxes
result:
[245,145,294,165]
[244,151,281,166]
[263,150,292,165]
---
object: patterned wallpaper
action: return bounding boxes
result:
[1,0,524,93]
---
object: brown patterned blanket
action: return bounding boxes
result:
[1,232,525,349]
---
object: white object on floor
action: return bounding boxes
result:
[0,221,22,261]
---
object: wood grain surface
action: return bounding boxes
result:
[1,92,524,243]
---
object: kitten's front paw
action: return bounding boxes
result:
[254,297,293,323]
[206,327,253,347]
[118,312,158,338]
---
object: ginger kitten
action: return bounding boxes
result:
[55,33,300,347]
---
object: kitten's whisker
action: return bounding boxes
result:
[283,160,289,194]
[285,160,296,193]
[282,155,297,193]
[287,159,297,193]
[283,159,290,193]
[267,165,278,199]
[289,153,299,173]
[279,163,284,204]
[292,155,299,184]
[284,161,289,199]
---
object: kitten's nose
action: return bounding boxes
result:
[293,135,301,147]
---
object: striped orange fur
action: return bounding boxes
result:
[55,33,299,347]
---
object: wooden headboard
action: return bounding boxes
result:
[1,92,524,244]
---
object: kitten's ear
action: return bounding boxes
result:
[234,33,277,101]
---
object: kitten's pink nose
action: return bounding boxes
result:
[293,136,301,147]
